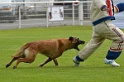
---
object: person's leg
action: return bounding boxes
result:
[103,21,124,66]
[73,35,105,66]
[104,50,122,67]
[104,48,122,67]
[73,23,107,66]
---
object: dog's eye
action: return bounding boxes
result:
[76,39,79,41]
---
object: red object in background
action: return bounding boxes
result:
[74,0,79,4]
[106,0,113,16]
[54,0,79,5]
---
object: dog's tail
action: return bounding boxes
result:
[12,43,30,58]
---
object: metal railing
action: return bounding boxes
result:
[0,1,92,29]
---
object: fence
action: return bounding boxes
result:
[0,1,92,29]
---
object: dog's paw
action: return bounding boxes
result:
[38,64,44,67]
[6,64,10,68]
[13,66,17,69]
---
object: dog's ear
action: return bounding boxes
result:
[69,36,74,41]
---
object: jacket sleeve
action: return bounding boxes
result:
[93,0,106,10]
[114,2,124,13]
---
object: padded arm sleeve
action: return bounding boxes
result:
[116,2,124,12]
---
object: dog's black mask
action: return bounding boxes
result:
[69,37,85,51]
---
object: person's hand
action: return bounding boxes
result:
[101,5,108,11]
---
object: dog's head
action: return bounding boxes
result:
[69,36,85,51]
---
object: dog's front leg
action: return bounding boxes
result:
[38,57,52,67]
[53,59,58,66]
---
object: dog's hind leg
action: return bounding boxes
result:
[13,57,35,69]
[6,57,19,68]
[38,57,52,67]
[13,49,37,69]
[53,59,58,66]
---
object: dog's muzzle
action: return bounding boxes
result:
[74,40,85,51]
[78,40,85,44]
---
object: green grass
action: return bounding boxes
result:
[0,25,124,82]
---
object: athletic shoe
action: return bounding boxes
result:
[73,57,80,66]
[104,58,120,67]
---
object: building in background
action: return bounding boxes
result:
[0,0,16,23]
[0,0,92,23]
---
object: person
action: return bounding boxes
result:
[73,0,124,67]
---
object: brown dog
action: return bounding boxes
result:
[6,36,85,69]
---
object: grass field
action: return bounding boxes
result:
[0,26,124,82]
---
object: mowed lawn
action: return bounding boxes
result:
[0,26,124,82]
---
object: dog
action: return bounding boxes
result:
[6,36,85,69]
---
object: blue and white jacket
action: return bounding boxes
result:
[91,0,124,26]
